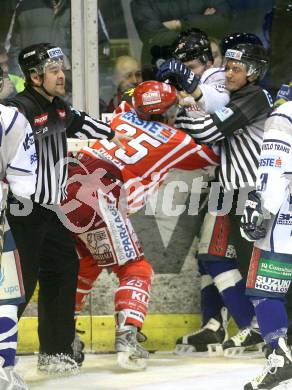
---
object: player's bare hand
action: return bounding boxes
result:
[163,20,181,30]
[178,91,195,106]
[204,7,216,15]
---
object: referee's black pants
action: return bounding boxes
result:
[7,202,79,355]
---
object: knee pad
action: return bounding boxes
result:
[114,258,153,328]
[203,260,242,293]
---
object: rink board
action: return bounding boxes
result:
[18,314,238,353]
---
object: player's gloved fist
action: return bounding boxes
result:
[240,191,267,242]
[274,81,292,108]
[156,58,200,94]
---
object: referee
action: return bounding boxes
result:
[5,43,116,373]
[157,43,273,352]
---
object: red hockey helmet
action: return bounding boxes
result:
[132,81,177,119]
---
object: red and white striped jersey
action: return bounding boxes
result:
[80,109,219,213]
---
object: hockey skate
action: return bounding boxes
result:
[71,331,85,366]
[223,321,264,357]
[244,338,292,389]
[174,307,228,356]
[37,352,80,375]
[0,357,28,390]
[115,310,149,370]
[115,324,150,371]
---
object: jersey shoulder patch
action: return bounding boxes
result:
[214,106,234,122]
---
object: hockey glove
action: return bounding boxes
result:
[240,191,267,242]
[156,58,200,94]
[274,81,292,108]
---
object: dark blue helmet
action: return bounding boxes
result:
[221,33,263,55]
[225,43,269,81]
[172,28,213,64]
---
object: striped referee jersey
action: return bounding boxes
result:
[175,83,273,190]
[5,85,114,204]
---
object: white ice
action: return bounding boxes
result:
[15,352,292,390]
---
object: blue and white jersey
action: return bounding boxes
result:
[180,67,229,118]
[255,101,292,254]
[0,104,37,305]
[0,104,37,201]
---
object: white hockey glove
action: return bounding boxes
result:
[240,191,267,242]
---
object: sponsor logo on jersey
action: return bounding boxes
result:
[215,107,234,122]
[23,131,35,151]
[255,275,290,293]
[259,157,282,168]
[142,90,161,105]
[34,113,48,126]
[86,230,114,264]
[4,285,20,295]
[131,290,149,304]
[122,111,176,143]
[108,204,136,260]
[30,152,38,165]
[91,147,125,169]
[259,260,292,278]
[277,213,292,225]
[57,109,66,119]
[214,83,226,92]
[262,141,290,154]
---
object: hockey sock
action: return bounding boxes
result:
[0,305,18,367]
[251,297,288,349]
[198,259,224,325]
[203,260,254,328]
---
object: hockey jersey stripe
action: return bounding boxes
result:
[5,111,18,135]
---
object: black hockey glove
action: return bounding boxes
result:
[156,58,200,94]
[240,191,267,242]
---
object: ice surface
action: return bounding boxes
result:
[15,352,292,390]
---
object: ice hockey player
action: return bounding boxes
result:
[61,80,220,370]
[167,27,229,117]
[241,82,292,389]
[0,67,37,389]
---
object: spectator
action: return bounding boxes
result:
[0,1,19,44]
[269,1,292,96]
[8,0,71,75]
[106,55,142,112]
[130,0,232,68]
[228,0,275,48]
[0,45,24,99]
[209,37,223,67]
